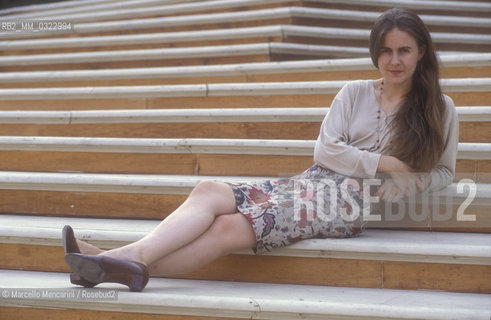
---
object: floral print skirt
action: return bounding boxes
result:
[226,164,376,254]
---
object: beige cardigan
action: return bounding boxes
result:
[314,80,458,192]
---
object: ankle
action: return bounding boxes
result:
[103,245,148,266]
[130,246,149,267]
[76,239,104,255]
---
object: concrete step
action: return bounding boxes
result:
[0,171,488,232]
[0,78,489,110]
[0,136,487,176]
[9,0,488,20]
[0,0,198,19]
[1,0,298,24]
[0,270,490,319]
[309,0,491,12]
[0,138,488,184]
[2,214,489,264]
[0,105,487,141]
[4,170,488,197]
[2,25,488,58]
[288,7,491,34]
[2,6,489,43]
[0,106,488,147]
[0,214,489,293]
[0,106,489,124]
[307,0,491,18]
[0,42,371,72]
[0,54,489,87]
[0,0,301,45]
[3,0,488,26]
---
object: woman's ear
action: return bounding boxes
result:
[418,44,427,61]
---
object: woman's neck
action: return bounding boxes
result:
[383,80,411,100]
[377,78,411,114]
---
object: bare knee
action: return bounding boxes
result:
[187,181,236,214]
[190,181,220,197]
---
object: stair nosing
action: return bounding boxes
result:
[0,0,198,20]
[0,53,489,82]
[0,214,490,264]
[4,6,489,38]
[0,106,490,123]
[0,137,488,160]
[2,24,490,49]
[308,0,491,12]
[0,270,489,319]
[0,78,490,100]
[0,171,488,201]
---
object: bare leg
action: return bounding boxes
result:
[148,213,256,276]
[75,213,255,276]
[98,181,250,267]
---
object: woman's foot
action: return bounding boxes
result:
[65,253,149,292]
[62,225,80,255]
[62,225,101,288]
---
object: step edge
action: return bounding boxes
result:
[0,171,489,199]
[0,54,489,82]
[0,78,490,100]
[0,137,488,160]
[0,216,490,264]
[0,106,490,123]
[0,270,490,320]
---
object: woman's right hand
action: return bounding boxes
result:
[376,155,424,202]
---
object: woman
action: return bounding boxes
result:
[63,8,458,292]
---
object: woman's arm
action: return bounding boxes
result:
[314,82,382,178]
[424,95,458,192]
[376,155,423,202]
[376,96,458,201]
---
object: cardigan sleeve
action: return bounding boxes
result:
[424,95,459,192]
[314,83,381,178]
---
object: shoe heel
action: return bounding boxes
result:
[129,273,148,292]
[70,273,97,288]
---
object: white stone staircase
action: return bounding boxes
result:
[0,0,490,319]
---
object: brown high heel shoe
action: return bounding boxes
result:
[65,253,149,292]
[62,225,97,288]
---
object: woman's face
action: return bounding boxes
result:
[377,27,425,88]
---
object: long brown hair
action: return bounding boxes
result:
[369,8,446,172]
